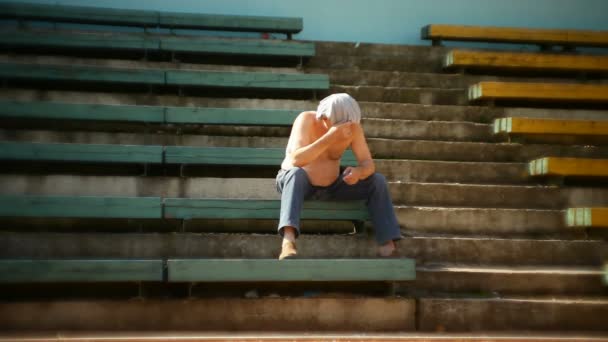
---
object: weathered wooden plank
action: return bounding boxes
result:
[444,49,608,73]
[604,264,608,285]
[163,198,369,220]
[164,147,357,165]
[422,24,608,47]
[528,157,608,177]
[468,82,608,103]
[160,36,314,57]
[566,207,608,228]
[493,117,608,136]
[0,63,165,85]
[0,30,160,51]
[0,100,298,125]
[158,13,302,33]
[168,258,415,282]
[0,100,164,123]
[0,30,313,57]
[0,2,303,34]
[0,259,163,283]
[0,142,163,163]
[0,1,159,27]
[165,107,298,125]
[0,195,162,218]
[165,70,329,90]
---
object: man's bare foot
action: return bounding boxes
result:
[378,240,396,257]
[279,241,297,260]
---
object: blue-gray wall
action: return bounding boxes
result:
[4,0,608,45]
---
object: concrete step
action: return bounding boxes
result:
[0,158,532,185]
[418,296,608,332]
[2,130,606,163]
[321,69,608,89]
[367,138,608,162]
[306,54,444,73]
[3,115,496,142]
[3,332,608,342]
[314,42,448,58]
[3,176,606,211]
[0,298,415,331]
[410,265,607,296]
[330,85,467,105]
[1,233,605,266]
[0,54,304,75]
[4,89,608,124]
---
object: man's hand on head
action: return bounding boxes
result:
[328,121,355,140]
[342,166,361,185]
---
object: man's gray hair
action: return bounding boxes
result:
[315,93,361,125]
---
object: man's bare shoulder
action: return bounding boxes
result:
[294,111,316,123]
[290,111,316,131]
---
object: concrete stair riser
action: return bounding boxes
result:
[0,233,605,266]
[2,130,607,162]
[2,176,607,210]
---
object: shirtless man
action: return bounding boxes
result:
[276,93,402,260]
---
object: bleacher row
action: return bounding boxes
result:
[0,2,413,289]
[0,1,607,335]
[423,24,608,232]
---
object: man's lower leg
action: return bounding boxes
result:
[279,226,298,260]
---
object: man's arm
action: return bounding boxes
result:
[287,112,353,167]
[343,123,375,185]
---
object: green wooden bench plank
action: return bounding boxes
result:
[0,2,159,27]
[0,30,313,58]
[0,100,164,123]
[0,30,160,51]
[168,258,415,282]
[0,63,165,85]
[160,36,314,57]
[158,13,302,33]
[164,147,357,166]
[0,2,302,34]
[165,70,329,90]
[163,198,369,220]
[0,195,162,218]
[165,107,299,125]
[0,259,164,283]
[0,142,163,164]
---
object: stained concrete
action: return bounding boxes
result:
[0,233,605,266]
[2,176,608,210]
[418,297,608,332]
[2,130,608,162]
[0,298,415,331]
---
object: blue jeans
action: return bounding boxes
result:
[275,167,402,244]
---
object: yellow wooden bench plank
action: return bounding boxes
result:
[445,49,608,72]
[493,117,608,136]
[468,82,608,103]
[566,207,608,228]
[422,24,608,47]
[528,157,608,177]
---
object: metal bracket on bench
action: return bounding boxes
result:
[137,281,144,299]
[179,164,187,177]
[188,282,196,297]
[353,220,367,235]
[386,281,398,297]
[180,218,189,233]
[141,163,150,176]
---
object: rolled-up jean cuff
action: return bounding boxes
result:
[278,224,301,238]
